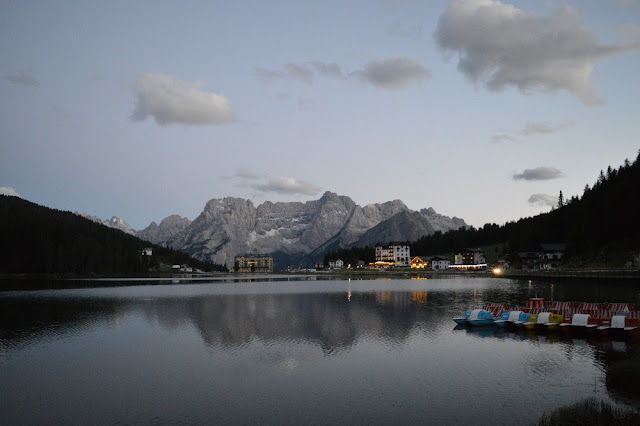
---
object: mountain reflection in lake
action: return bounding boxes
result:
[2,277,640,424]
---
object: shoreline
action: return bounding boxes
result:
[2,268,639,292]
[498,268,640,281]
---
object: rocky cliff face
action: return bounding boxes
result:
[354,210,436,248]
[143,191,467,269]
[137,215,191,245]
[419,208,467,232]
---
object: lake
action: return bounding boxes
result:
[2,275,640,424]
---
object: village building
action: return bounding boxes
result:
[518,243,566,270]
[539,243,567,269]
[431,256,451,270]
[454,248,486,265]
[328,259,344,269]
[373,243,411,268]
[410,256,431,269]
[451,248,487,270]
[234,254,273,273]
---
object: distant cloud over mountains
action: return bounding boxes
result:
[131,73,234,126]
[253,177,321,196]
[513,167,565,181]
[435,0,639,104]
[230,169,322,196]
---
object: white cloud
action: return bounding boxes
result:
[229,171,322,196]
[256,58,428,90]
[5,72,38,87]
[255,62,343,84]
[309,62,342,78]
[131,73,233,126]
[253,177,322,196]
[435,0,639,104]
[491,133,518,144]
[492,119,573,143]
[528,193,556,208]
[284,63,314,83]
[234,168,261,180]
[353,57,430,89]
[521,120,574,136]
[513,167,565,181]
[0,186,21,197]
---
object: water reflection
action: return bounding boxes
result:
[1,289,444,356]
[142,291,442,354]
[2,277,640,424]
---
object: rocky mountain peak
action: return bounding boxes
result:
[137,214,191,245]
[135,193,467,269]
[77,213,136,235]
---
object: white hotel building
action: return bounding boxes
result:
[374,243,411,268]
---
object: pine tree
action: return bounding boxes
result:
[558,191,564,208]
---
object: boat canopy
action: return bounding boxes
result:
[611,316,626,329]
[468,309,493,321]
[571,314,591,326]
[507,311,523,321]
[537,312,552,324]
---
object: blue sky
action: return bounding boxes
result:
[2,0,639,230]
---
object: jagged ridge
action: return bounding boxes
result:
[137,191,467,269]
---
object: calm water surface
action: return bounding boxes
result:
[2,276,640,425]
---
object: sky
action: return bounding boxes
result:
[2,0,639,230]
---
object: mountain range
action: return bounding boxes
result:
[86,191,466,270]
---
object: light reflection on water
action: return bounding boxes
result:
[1,277,640,424]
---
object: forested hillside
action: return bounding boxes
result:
[0,196,227,275]
[326,150,640,268]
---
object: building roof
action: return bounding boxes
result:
[431,256,450,261]
[376,242,410,248]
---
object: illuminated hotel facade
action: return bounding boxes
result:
[234,254,273,273]
[373,243,411,268]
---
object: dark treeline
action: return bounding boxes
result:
[323,246,376,266]
[325,150,640,267]
[0,196,227,275]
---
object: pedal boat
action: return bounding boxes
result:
[597,315,640,338]
[559,314,598,335]
[453,309,495,326]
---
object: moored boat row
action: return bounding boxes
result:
[453,298,640,338]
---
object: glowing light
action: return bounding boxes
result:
[492,268,502,275]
